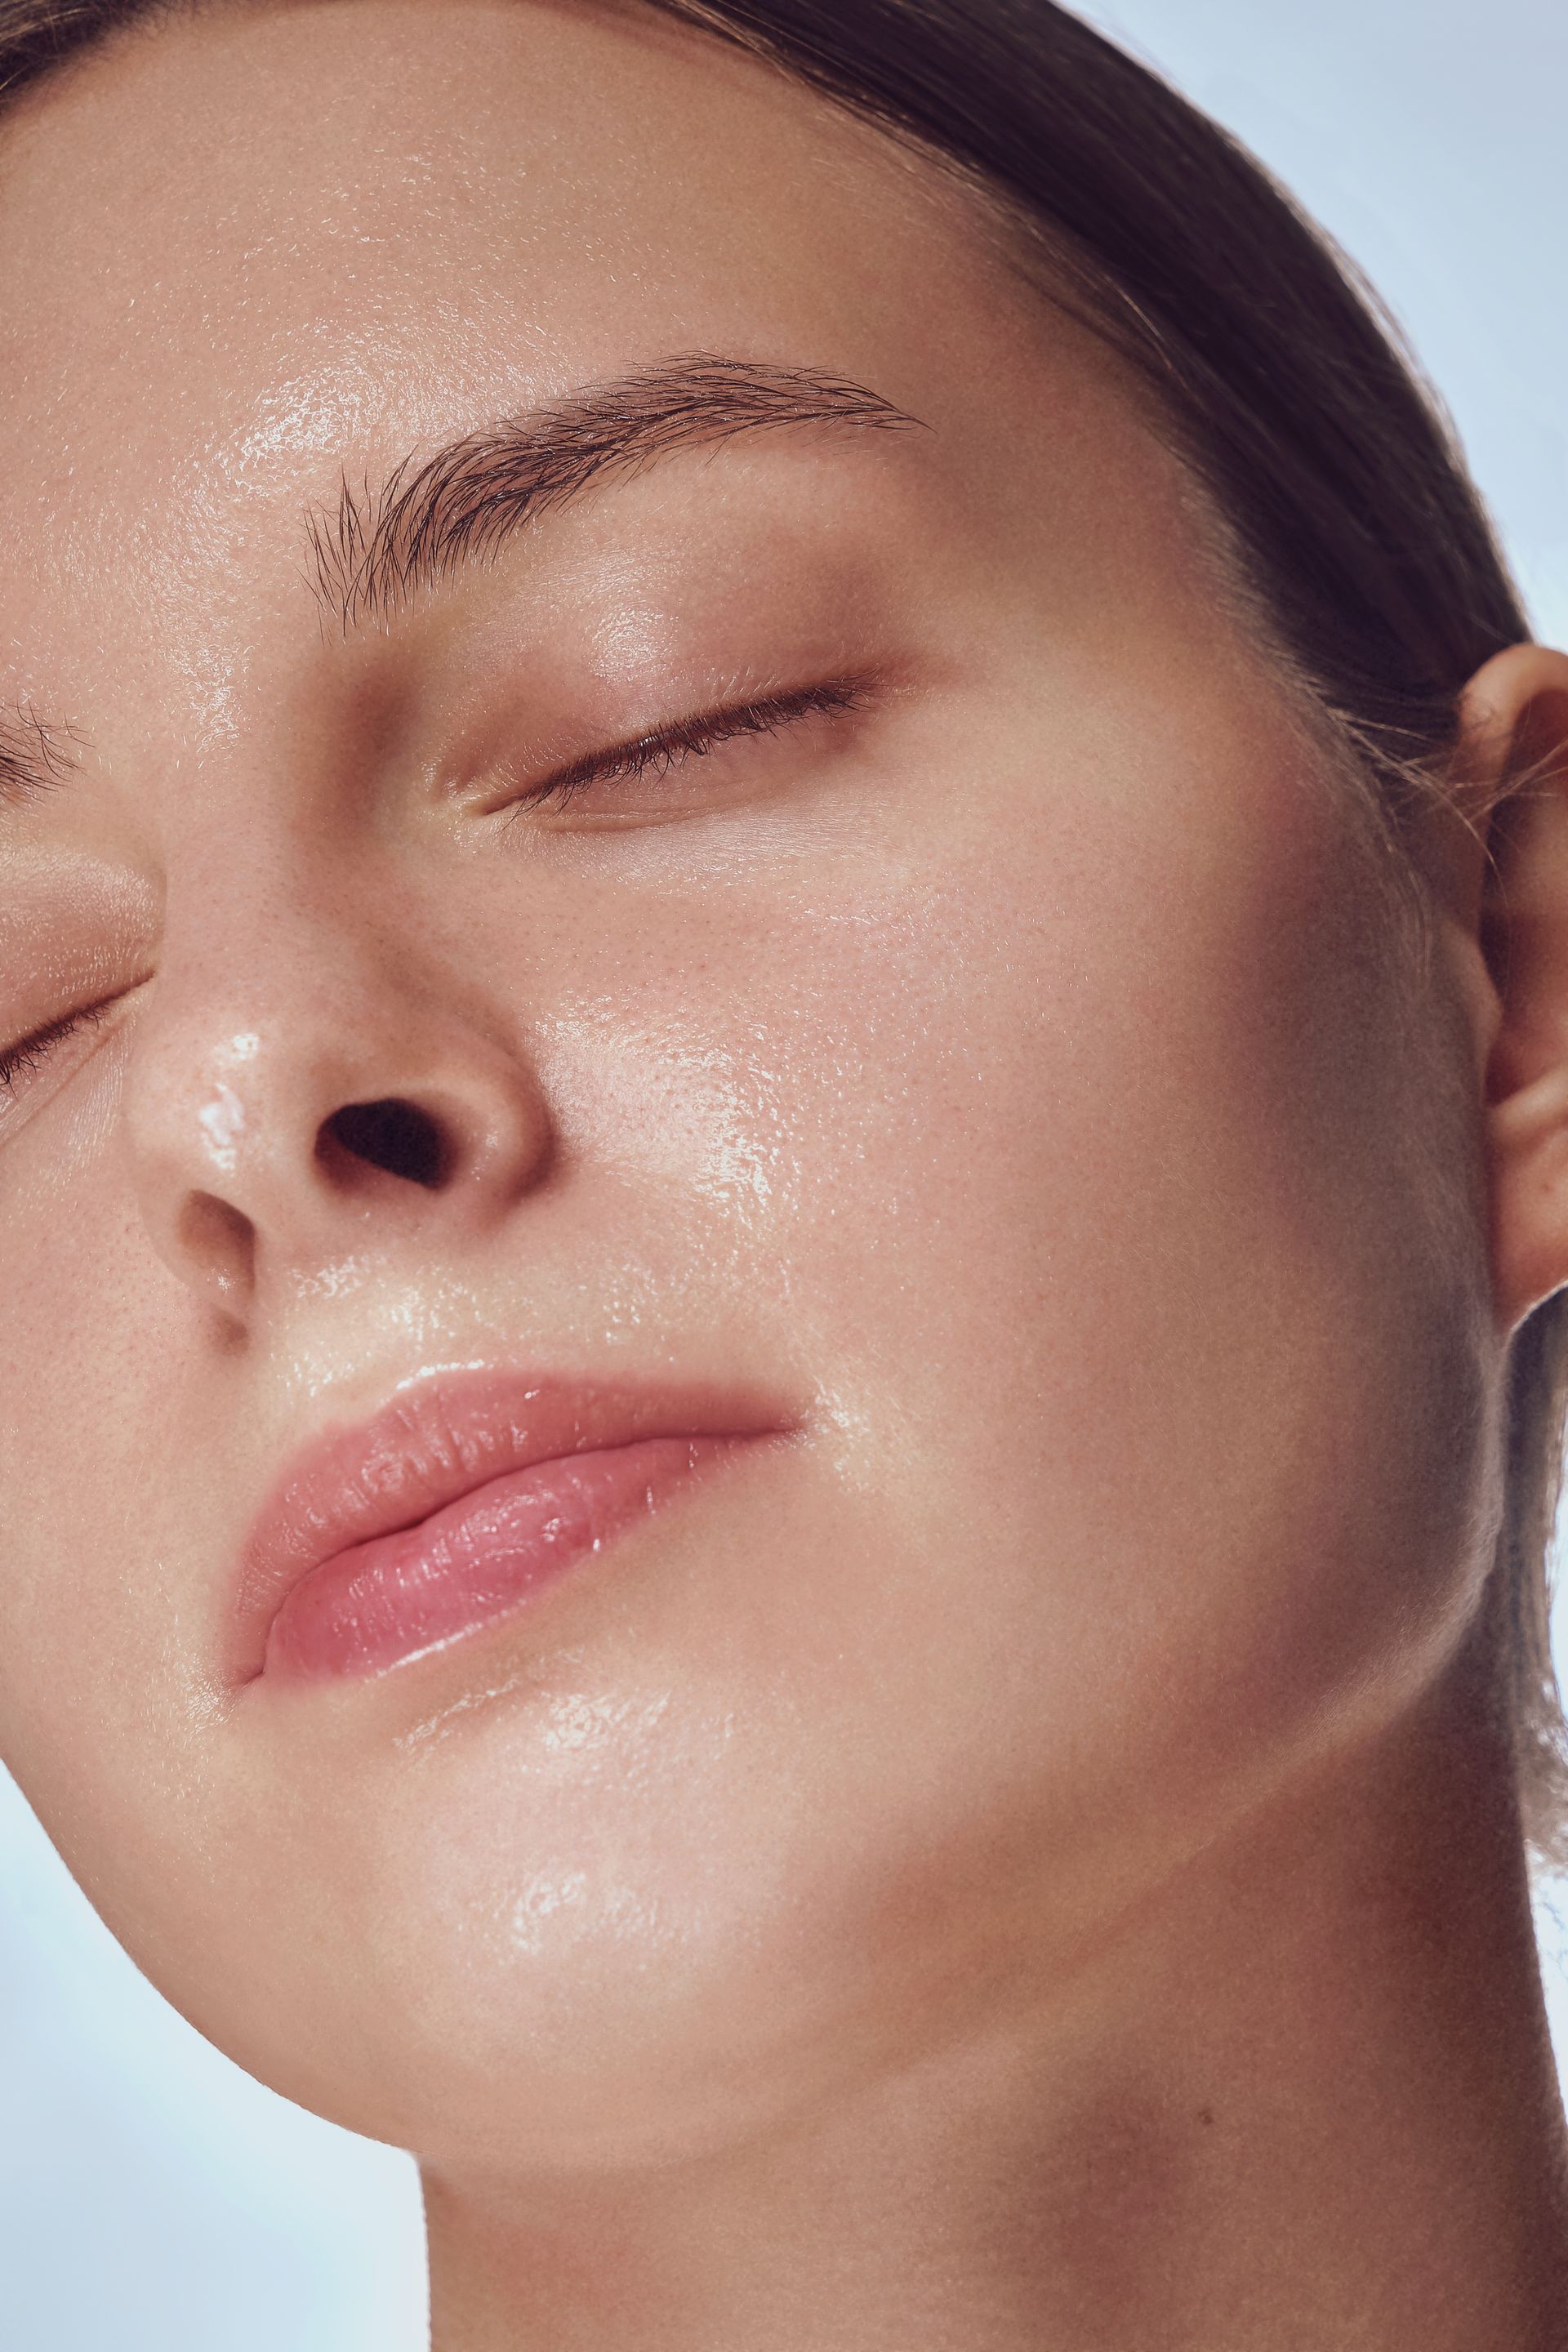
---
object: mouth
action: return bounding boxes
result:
[234,1371,795,1686]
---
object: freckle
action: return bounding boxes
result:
[1198,2106,1216,2128]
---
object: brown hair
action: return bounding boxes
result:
[5,0,1566,1851]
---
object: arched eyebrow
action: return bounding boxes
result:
[305,352,924,633]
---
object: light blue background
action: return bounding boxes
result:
[2,2,1565,2342]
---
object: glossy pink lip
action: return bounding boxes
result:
[234,1372,794,1686]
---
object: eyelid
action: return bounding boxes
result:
[0,983,139,1102]
[489,675,875,822]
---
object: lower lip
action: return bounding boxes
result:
[263,1434,740,1684]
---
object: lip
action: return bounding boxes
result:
[234,1370,795,1686]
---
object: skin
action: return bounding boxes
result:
[1,0,1567,2341]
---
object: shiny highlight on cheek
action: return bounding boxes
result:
[535,1013,786,1227]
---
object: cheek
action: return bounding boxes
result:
[628,727,1494,1875]
[0,1167,183,1745]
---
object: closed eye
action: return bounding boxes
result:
[0,983,143,1117]
[0,997,114,1094]
[495,677,871,826]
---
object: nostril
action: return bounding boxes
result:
[318,1097,449,1189]
[177,1190,256,1299]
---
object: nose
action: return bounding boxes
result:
[123,908,555,1321]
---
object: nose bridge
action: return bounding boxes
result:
[122,848,553,1315]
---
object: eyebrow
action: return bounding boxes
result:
[0,358,922,830]
[305,352,925,632]
[0,700,78,815]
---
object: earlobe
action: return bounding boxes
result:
[1467,645,1568,1333]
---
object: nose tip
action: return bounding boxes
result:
[127,990,557,1321]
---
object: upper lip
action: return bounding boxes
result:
[232,1367,796,1684]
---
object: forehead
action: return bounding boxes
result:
[0,5,1040,587]
[2,0,969,408]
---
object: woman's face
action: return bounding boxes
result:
[0,0,1499,2164]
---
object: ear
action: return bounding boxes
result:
[1470,644,1568,1334]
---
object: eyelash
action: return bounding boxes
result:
[498,677,869,821]
[0,996,114,1097]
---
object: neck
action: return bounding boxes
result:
[423,1659,1568,2351]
